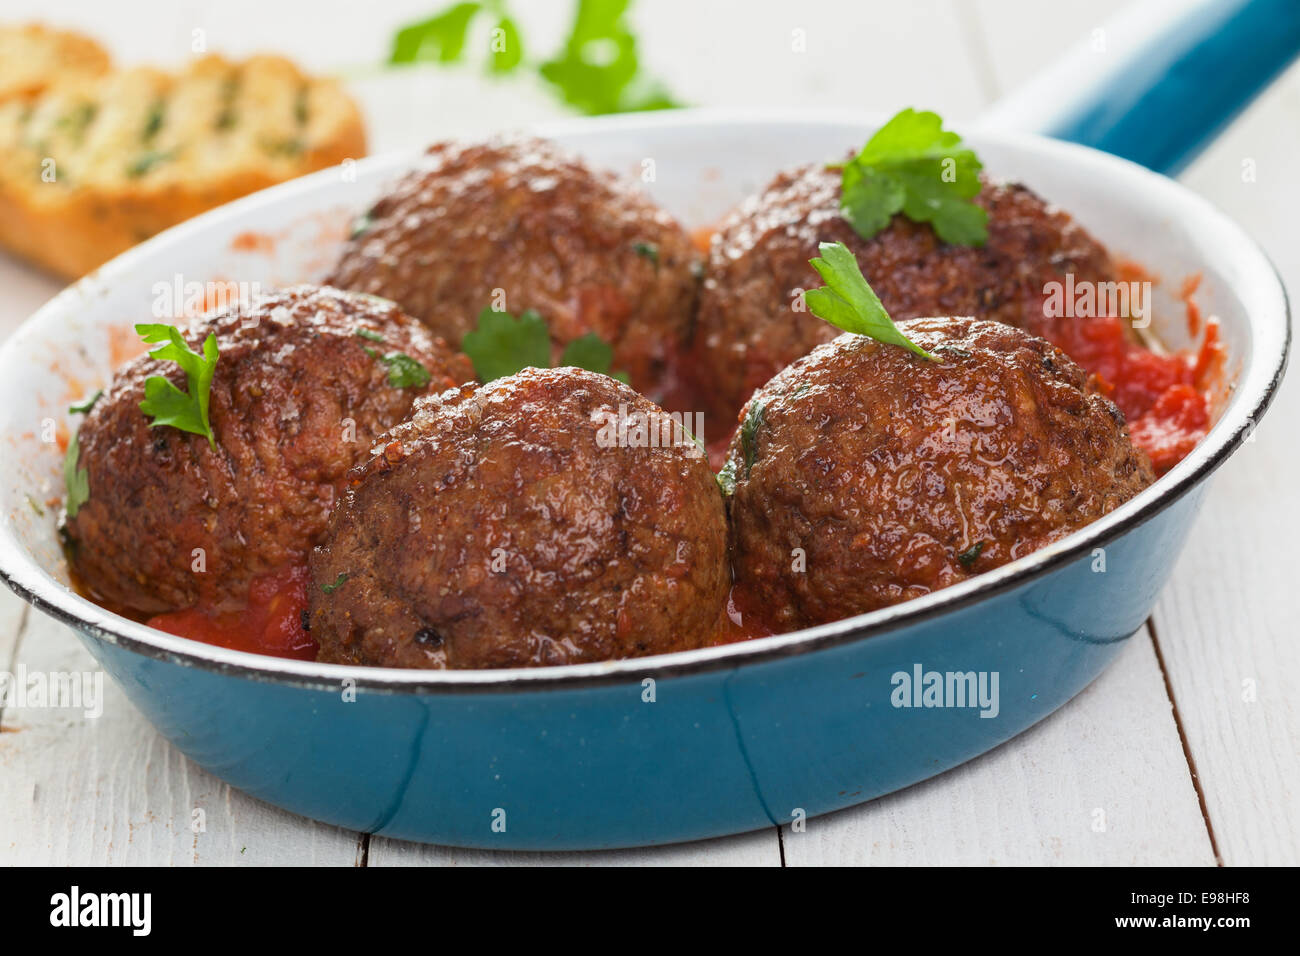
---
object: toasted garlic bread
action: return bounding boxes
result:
[0,23,111,101]
[0,53,366,278]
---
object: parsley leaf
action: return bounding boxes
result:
[717,398,765,496]
[68,390,101,415]
[63,429,90,519]
[539,0,680,114]
[488,15,523,73]
[633,240,659,268]
[957,541,985,569]
[359,340,432,388]
[387,1,677,114]
[462,308,629,383]
[559,333,630,384]
[390,2,481,64]
[321,572,349,594]
[838,108,987,246]
[804,242,935,361]
[462,308,551,382]
[382,352,431,388]
[135,323,220,447]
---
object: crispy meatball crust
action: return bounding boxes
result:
[66,285,473,616]
[694,166,1117,425]
[725,318,1155,631]
[309,367,729,670]
[326,137,699,398]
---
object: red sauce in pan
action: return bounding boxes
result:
[1037,279,1222,476]
[146,563,315,660]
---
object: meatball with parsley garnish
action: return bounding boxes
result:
[308,366,729,669]
[63,285,472,616]
[692,109,1118,427]
[722,242,1154,632]
[326,136,700,399]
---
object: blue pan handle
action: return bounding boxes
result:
[978,0,1300,175]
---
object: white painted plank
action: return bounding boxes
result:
[369,830,779,867]
[1144,62,1300,867]
[782,631,1216,866]
[0,610,363,866]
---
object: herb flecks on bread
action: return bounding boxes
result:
[0,42,366,278]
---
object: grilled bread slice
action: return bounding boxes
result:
[0,53,366,278]
[0,23,111,101]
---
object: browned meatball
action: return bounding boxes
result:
[65,285,473,616]
[309,367,729,669]
[326,137,699,398]
[724,318,1154,632]
[693,166,1117,426]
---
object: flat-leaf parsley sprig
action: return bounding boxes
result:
[462,307,629,383]
[804,241,935,361]
[836,108,987,246]
[63,389,101,518]
[135,323,220,447]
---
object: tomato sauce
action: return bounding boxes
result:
[707,584,776,646]
[146,563,316,661]
[1033,278,1221,476]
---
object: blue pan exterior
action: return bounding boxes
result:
[62,488,1203,850]
[984,0,1300,176]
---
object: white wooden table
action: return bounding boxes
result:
[1,0,1296,866]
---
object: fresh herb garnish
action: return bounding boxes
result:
[142,99,165,141]
[717,398,765,496]
[361,346,432,388]
[805,241,935,361]
[633,241,659,268]
[388,0,678,114]
[462,307,628,383]
[126,149,176,179]
[540,0,679,114]
[321,572,349,594]
[63,430,90,519]
[559,332,630,384]
[716,460,736,496]
[488,12,523,73]
[390,2,482,64]
[135,323,220,447]
[68,390,102,415]
[462,308,550,382]
[957,541,985,569]
[837,108,987,246]
[354,327,385,342]
[349,211,374,240]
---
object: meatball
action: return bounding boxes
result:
[724,318,1154,631]
[309,367,729,669]
[66,285,473,616]
[693,166,1117,425]
[326,137,699,398]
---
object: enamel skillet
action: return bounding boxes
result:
[0,0,1293,848]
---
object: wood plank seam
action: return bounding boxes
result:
[0,601,31,730]
[1147,615,1224,866]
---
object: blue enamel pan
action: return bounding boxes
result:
[0,0,1292,848]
